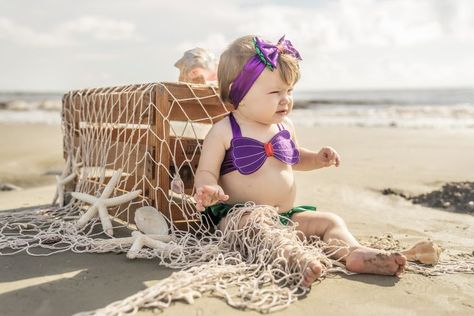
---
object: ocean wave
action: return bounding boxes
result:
[0,110,61,125]
[293,88,474,108]
[291,104,474,128]
[0,99,62,111]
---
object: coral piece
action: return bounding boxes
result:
[52,149,82,207]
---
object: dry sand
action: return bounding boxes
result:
[0,122,473,316]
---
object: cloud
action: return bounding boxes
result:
[60,16,138,41]
[0,15,139,47]
[1,0,474,90]
[226,0,474,52]
[176,33,229,57]
[0,16,74,46]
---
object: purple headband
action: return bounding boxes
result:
[229,36,302,107]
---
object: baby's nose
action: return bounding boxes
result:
[280,95,291,105]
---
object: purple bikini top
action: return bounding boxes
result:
[220,113,300,176]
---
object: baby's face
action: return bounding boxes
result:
[239,68,294,125]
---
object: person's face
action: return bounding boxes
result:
[238,68,294,125]
[188,67,217,82]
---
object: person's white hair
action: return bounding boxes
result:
[174,48,218,83]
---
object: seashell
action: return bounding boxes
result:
[134,206,169,236]
[402,239,442,265]
[170,173,185,194]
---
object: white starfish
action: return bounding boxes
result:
[92,232,173,258]
[72,168,141,236]
[127,231,176,259]
[52,149,83,207]
[170,287,202,304]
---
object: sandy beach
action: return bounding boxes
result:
[0,122,473,315]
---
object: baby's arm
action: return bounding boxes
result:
[283,117,341,171]
[193,121,230,211]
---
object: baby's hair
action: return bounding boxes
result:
[218,35,301,104]
[174,48,218,82]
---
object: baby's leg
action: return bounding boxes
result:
[292,211,406,276]
[218,213,322,287]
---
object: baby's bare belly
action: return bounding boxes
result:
[220,159,296,213]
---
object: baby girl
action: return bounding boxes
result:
[193,35,406,287]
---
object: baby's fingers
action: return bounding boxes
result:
[195,202,205,212]
[201,185,218,195]
[194,190,208,211]
[335,155,341,167]
[217,189,229,201]
[194,190,203,202]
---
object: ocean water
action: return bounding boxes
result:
[291,88,474,128]
[1,88,473,128]
[0,91,63,125]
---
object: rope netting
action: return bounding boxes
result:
[0,82,472,315]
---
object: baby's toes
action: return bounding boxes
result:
[302,261,323,287]
[394,253,407,276]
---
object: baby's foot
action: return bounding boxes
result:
[345,247,406,276]
[283,247,323,287]
[301,259,323,287]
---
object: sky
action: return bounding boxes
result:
[1,0,474,92]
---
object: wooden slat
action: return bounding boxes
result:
[161,82,221,99]
[83,173,150,198]
[162,82,232,123]
[168,98,231,124]
[78,126,155,146]
[61,92,81,157]
[155,85,171,222]
[170,193,202,232]
[166,196,190,221]
[78,137,154,179]
[62,92,81,191]
[169,137,202,194]
[62,93,74,159]
[111,90,155,125]
[77,87,155,125]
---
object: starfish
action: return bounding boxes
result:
[72,168,141,236]
[92,232,174,258]
[127,231,176,259]
[52,148,83,207]
[171,287,202,304]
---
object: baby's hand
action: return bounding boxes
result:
[194,184,229,212]
[316,146,341,168]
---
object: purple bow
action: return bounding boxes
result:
[254,36,302,70]
[230,129,300,175]
[229,35,302,107]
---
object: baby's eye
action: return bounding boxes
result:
[269,91,280,94]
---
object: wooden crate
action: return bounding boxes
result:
[62,82,233,231]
